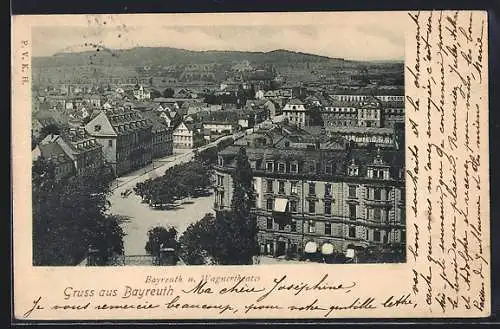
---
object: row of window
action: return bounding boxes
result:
[265,197,395,222]
[263,162,391,179]
[174,135,192,141]
[327,107,357,112]
[264,180,404,201]
[218,176,403,201]
[266,180,339,196]
[265,218,385,241]
[265,161,336,175]
[265,198,336,216]
[359,109,380,119]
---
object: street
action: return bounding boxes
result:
[107,133,240,256]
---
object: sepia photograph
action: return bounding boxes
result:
[12,10,491,320]
[30,18,407,267]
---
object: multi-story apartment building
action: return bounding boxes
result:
[213,132,405,260]
[85,107,153,176]
[33,126,104,180]
[172,122,205,149]
[54,127,104,176]
[141,111,173,159]
[323,93,404,130]
[173,122,196,149]
[33,142,75,181]
[282,99,310,128]
[132,84,151,101]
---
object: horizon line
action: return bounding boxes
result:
[33,45,405,62]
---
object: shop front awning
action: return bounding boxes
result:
[345,248,355,259]
[304,241,318,253]
[321,243,334,255]
[274,198,289,212]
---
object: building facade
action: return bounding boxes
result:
[173,122,195,149]
[141,111,174,159]
[33,127,104,179]
[85,107,153,176]
[33,142,75,181]
[214,140,405,260]
[322,93,404,130]
[282,99,309,128]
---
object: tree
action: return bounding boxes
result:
[179,213,216,265]
[150,89,162,99]
[145,226,178,257]
[134,158,212,207]
[32,160,119,266]
[249,84,256,99]
[40,123,60,136]
[89,215,126,265]
[214,147,257,265]
[308,105,324,126]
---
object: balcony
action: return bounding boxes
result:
[364,198,392,207]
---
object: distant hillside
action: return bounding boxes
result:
[32,47,345,68]
[31,46,403,87]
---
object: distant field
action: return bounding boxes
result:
[32,47,403,87]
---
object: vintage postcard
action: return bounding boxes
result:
[11,11,490,320]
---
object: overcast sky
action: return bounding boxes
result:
[31,13,406,61]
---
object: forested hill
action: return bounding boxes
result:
[33,47,346,68]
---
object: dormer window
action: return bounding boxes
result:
[218,156,224,166]
[266,161,274,172]
[348,158,359,176]
[348,167,359,176]
[290,162,298,173]
[308,161,316,174]
[368,167,389,179]
[325,163,334,175]
[277,162,285,173]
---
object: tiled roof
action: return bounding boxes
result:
[380,100,405,108]
[140,111,170,132]
[105,108,152,135]
[218,145,404,179]
[38,142,72,164]
[61,130,102,153]
[287,98,304,106]
[325,126,394,135]
[327,87,404,96]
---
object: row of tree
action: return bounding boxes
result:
[32,158,125,266]
[143,147,257,265]
[133,158,212,209]
[181,147,257,265]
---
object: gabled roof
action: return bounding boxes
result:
[85,111,117,137]
[38,142,73,165]
[286,98,304,106]
[141,111,169,132]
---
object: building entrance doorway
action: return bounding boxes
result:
[276,241,286,256]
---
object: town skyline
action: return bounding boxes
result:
[34,45,404,64]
